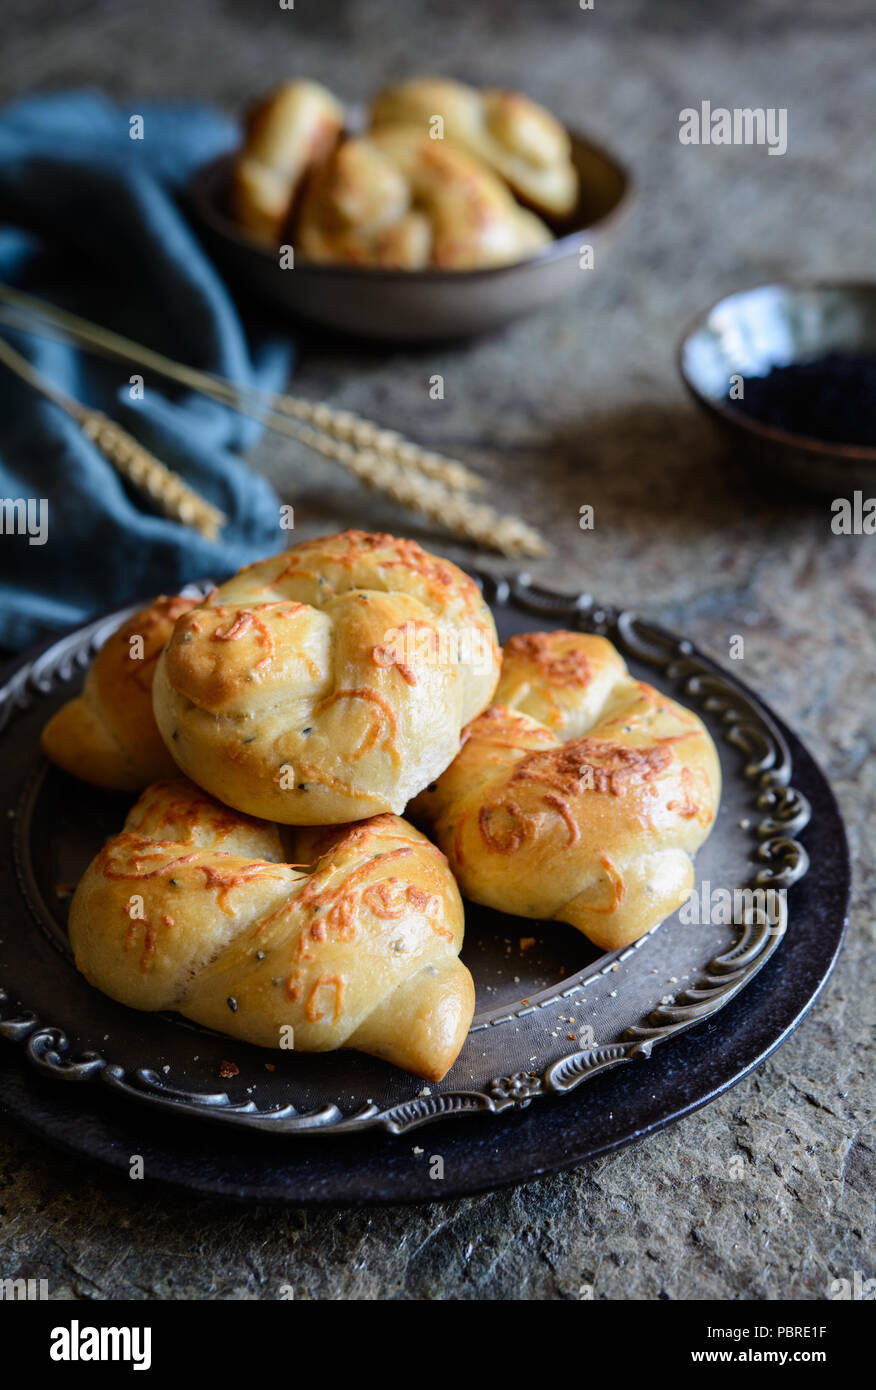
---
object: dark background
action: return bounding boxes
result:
[0,0,873,1298]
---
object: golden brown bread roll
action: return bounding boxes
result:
[412,631,722,952]
[152,530,501,824]
[41,594,199,792]
[294,125,552,269]
[69,779,474,1081]
[370,76,579,219]
[230,79,344,244]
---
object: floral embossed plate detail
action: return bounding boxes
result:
[0,576,831,1143]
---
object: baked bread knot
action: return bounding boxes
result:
[230,80,344,244]
[370,76,579,219]
[412,631,722,952]
[294,125,552,269]
[69,779,474,1080]
[152,530,501,824]
[41,594,199,791]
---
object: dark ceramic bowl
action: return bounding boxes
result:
[679,281,876,494]
[187,132,630,342]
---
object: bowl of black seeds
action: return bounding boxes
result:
[678,281,876,493]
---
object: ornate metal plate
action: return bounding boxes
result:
[0,576,816,1140]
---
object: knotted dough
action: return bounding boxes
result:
[152,530,501,824]
[370,76,579,219]
[230,79,344,244]
[69,779,474,1080]
[41,594,199,791]
[412,630,721,952]
[294,125,552,269]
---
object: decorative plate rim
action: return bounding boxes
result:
[0,573,812,1138]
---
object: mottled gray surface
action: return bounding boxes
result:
[0,0,873,1300]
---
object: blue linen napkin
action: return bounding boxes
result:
[0,89,292,652]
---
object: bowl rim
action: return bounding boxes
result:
[188,128,632,284]
[677,278,876,464]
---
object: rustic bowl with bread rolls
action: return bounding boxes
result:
[188,75,631,339]
[0,527,828,1164]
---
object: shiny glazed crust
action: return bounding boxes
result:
[40,594,200,791]
[68,779,474,1081]
[294,125,552,269]
[412,631,722,952]
[230,79,344,244]
[152,530,501,824]
[370,76,579,219]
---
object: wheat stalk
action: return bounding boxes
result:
[0,335,226,541]
[0,284,551,557]
[77,412,226,540]
[257,397,485,493]
[288,419,548,557]
[0,284,485,493]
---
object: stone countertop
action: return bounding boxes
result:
[0,0,873,1300]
